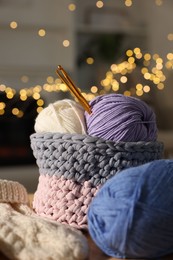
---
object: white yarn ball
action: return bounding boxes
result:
[34,99,87,134]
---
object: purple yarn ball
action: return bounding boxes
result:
[85,94,158,142]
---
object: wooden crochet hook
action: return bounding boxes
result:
[56,65,92,114]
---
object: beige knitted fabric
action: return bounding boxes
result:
[0,180,89,260]
[0,179,29,205]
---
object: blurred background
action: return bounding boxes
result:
[0,0,173,192]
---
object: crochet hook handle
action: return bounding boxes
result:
[56,65,92,114]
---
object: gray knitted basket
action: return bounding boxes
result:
[30,132,164,229]
[30,132,164,186]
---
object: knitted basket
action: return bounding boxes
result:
[30,132,164,229]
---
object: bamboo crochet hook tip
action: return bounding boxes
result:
[56,65,92,114]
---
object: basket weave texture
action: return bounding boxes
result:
[30,132,164,228]
[31,132,164,186]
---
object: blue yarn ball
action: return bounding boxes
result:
[88,159,173,259]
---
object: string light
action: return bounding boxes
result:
[143,85,150,93]
[91,86,98,93]
[86,57,94,64]
[100,48,167,97]
[10,21,18,29]
[38,29,46,37]
[0,2,172,118]
[0,47,172,118]
[0,7,85,118]
[96,1,104,8]
[0,109,5,115]
[62,39,70,47]
[125,0,133,7]
[167,33,173,41]
[68,3,76,11]
[0,78,69,118]
[165,52,173,69]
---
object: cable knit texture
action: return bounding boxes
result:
[0,203,89,260]
[0,179,89,260]
[33,175,100,229]
[0,179,29,205]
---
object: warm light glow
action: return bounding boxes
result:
[0,102,5,109]
[91,86,98,93]
[6,92,14,99]
[160,75,166,82]
[136,84,143,91]
[153,54,159,60]
[1,44,171,118]
[156,63,163,70]
[0,84,6,91]
[144,72,151,80]
[10,21,18,29]
[86,57,94,64]
[120,76,128,83]
[125,0,132,7]
[37,99,44,106]
[37,107,43,113]
[68,3,76,11]
[135,53,142,59]
[144,53,151,61]
[128,57,135,64]
[47,76,54,84]
[156,58,163,63]
[153,77,160,84]
[110,64,118,72]
[38,29,46,37]
[19,89,27,95]
[20,95,27,101]
[33,92,40,100]
[126,50,133,57]
[167,53,173,60]
[101,79,110,87]
[33,85,41,92]
[124,90,131,96]
[12,108,19,115]
[157,83,165,90]
[17,110,24,118]
[96,1,104,8]
[101,47,168,98]
[112,84,119,91]
[141,67,148,74]
[134,47,141,54]
[165,61,173,69]
[136,90,143,96]
[60,83,68,91]
[0,109,5,115]
[87,93,95,101]
[63,40,70,47]
[143,85,150,93]
[167,33,173,41]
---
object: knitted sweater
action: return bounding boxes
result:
[0,179,89,260]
